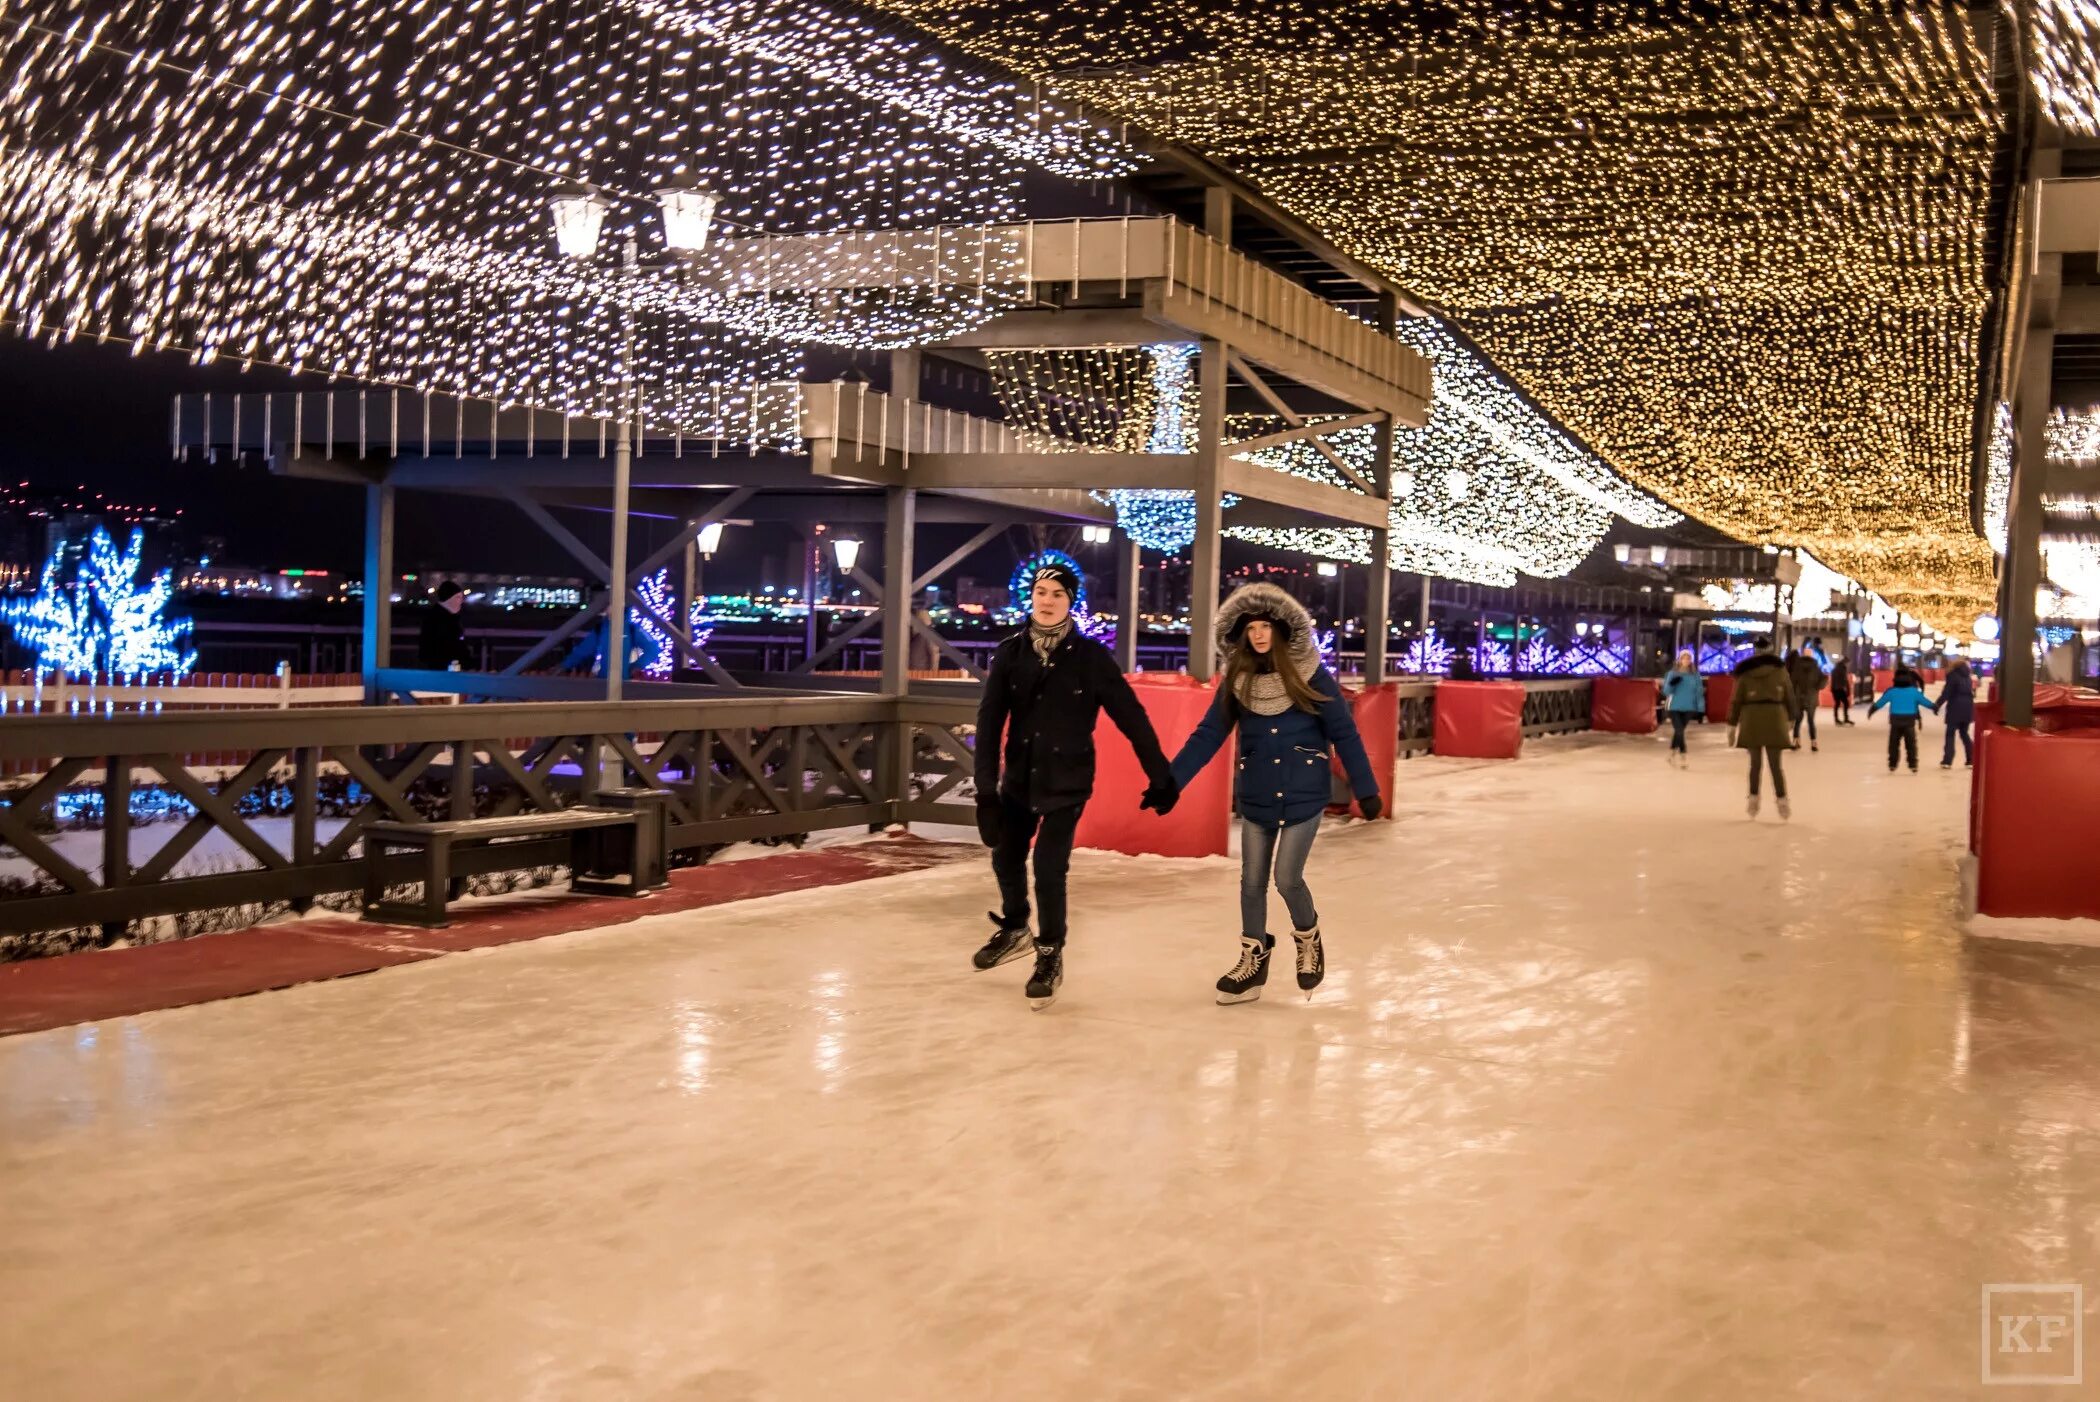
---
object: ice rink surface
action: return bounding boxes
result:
[4,718,2099,1400]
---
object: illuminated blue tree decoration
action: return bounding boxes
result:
[1516,632,1563,674]
[2,526,194,677]
[1102,344,1240,553]
[629,568,715,681]
[1398,628,1454,675]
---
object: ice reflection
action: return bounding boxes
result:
[673,1001,716,1096]
[810,970,846,1092]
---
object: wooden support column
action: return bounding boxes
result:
[1364,291,1399,682]
[1189,336,1228,680]
[1419,574,1433,632]
[1116,530,1141,675]
[361,482,394,702]
[881,486,917,695]
[2003,144,2065,729]
[2003,324,2055,727]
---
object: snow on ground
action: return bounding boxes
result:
[5,720,2097,1400]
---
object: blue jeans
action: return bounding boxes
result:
[1241,815,1321,938]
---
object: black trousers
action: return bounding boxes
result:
[1832,692,1851,724]
[992,795,1083,946]
[1746,745,1788,798]
[1669,712,1692,752]
[1942,719,1972,765]
[1791,696,1818,742]
[1888,716,1919,770]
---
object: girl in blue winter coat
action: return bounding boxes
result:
[1661,649,1706,768]
[1166,583,1383,1005]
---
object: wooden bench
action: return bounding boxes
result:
[360,807,662,928]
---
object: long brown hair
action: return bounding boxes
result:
[1222,636,1323,714]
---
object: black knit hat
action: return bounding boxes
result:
[1029,560,1081,600]
[434,580,464,603]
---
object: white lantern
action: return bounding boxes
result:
[697,521,725,557]
[1649,545,1668,566]
[1613,543,1632,564]
[1443,469,1469,501]
[1391,469,1414,498]
[1973,613,2001,642]
[657,187,721,253]
[1317,562,1339,578]
[549,189,607,260]
[832,538,862,574]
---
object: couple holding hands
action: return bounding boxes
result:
[971,561,1383,1009]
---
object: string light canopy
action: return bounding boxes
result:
[1230,318,1679,585]
[0,0,1127,436]
[869,0,2015,630]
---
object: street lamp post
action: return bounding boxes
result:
[548,181,721,706]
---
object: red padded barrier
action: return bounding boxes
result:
[1702,673,1735,724]
[1333,681,1397,818]
[1974,727,2100,921]
[1433,681,1526,758]
[1073,676,1233,858]
[1873,668,1895,696]
[1591,676,1660,734]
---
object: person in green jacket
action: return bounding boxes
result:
[1728,636,1801,821]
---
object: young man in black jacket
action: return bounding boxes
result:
[973,560,1177,1008]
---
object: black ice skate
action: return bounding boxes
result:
[1217,933,1274,1005]
[973,913,1034,971]
[1291,925,1325,995]
[1025,942,1064,1009]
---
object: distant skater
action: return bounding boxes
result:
[1829,654,1854,726]
[1165,584,1382,1005]
[1661,649,1705,768]
[972,559,1177,1009]
[1786,637,1829,752]
[1937,659,1976,768]
[1870,668,1939,773]
[1730,636,1800,820]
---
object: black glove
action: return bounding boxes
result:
[1358,793,1384,821]
[975,801,1004,849]
[1140,781,1180,815]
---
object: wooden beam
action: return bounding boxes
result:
[1225,412,1383,457]
[1226,350,1379,494]
[1220,457,1391,530]
[931,309,1170,349]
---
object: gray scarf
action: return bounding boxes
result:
[1029,617,1073,663]
[1237,653,1317,716]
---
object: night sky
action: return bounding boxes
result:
[0,334,1060,592]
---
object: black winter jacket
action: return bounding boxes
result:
[975,628,1173,814]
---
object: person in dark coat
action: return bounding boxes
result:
[972,559,1174,1009]
[1937,659,1976,768]
[1828,654,1854,726]
[1730,636,1801,820]
[1168,583,1383,1005]
[416,580,473,671]
[1785,638,1828,751]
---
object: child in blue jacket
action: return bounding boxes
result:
[1164,583,1382,1005]
[1661,650,1706,768]
[1868,669,1940,772]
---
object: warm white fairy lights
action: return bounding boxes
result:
[2027,0,2100,137]
[871,0,2008,629]
[0,0,1119,435]
[1228,317,1679,585]
[2050,407,2100,464]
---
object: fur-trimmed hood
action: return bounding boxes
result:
[1215,582,1321,676]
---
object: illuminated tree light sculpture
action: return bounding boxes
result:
[2,527,196,677]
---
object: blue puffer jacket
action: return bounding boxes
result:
[1169,585,1380,828]
[1870,683,1940,720]
[1661,669,1706,714]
